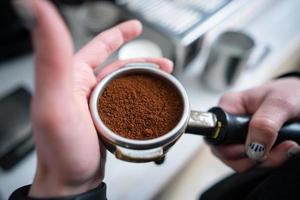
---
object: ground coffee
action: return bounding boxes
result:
[98,74,183,140]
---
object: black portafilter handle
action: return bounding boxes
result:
[199,107,300,145]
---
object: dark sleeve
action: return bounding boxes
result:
[200,155,300,200]
[277,71,300,79]
[9,182,107,200]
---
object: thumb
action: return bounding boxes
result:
[24,0,74,97]
[218,91,247,115]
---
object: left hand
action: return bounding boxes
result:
[25,0,173,198]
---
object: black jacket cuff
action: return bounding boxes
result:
[277,71,300,79]
[9,182,107,200]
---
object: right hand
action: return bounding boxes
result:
[210,77,300,172]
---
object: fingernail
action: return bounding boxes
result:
[12,0,36,29]
[247,142,265,160]
[288,146,300,157]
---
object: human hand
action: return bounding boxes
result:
[15,0,173,198]
[210,77,300,172]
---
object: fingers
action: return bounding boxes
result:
[210,142,300,172]
[32,0,74,96]
[75,20,142,68]
[261,141,299,168]
[216,91,260,172]
[210,145,253,172]
[96,58,173,81]
[246,96,298,161]
[223,158,254,172]
[211,144,246,160]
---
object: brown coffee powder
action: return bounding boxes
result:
[98,74,183,140]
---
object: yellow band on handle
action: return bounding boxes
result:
[212,121,222,139]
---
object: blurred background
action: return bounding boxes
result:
[0,0,300,199]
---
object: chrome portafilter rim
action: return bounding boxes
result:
[89,63,190,150]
